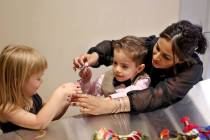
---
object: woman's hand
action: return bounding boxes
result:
[71,94,115,115]
[73,52,99,71]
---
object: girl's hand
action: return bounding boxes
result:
[73,52,99,71]
[54,83,82,103]
[71,94,115,115]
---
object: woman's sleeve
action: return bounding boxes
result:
[87,40,114,67]
[127,63,203,114]
[87,36,157,68]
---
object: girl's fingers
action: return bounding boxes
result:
[76,89,82,94]
[74,83,81,87]
[72,86,82,91]
[71,93,88,98]
[68,83,79,88]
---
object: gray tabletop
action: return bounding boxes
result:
[1,79,210,140]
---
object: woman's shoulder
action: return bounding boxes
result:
[177,53,203,72]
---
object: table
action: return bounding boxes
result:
[1,79,210,140]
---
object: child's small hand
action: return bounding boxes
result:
[65,83,82,102]
[79,68,92,83]
[54,83,82,103]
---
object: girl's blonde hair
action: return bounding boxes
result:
[0,45,47,113]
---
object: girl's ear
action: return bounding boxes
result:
[136,64,145,74]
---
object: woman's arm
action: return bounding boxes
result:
[71,94,130,115]
[73,40,113,70]
[128,63,203,114]
[74,36,157,69]
[87,40,114,67]
[2,83,81,130]
[86,36,157,68]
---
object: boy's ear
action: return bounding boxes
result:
[137,64,145,74]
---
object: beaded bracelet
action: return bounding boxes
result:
[112,97,130,113]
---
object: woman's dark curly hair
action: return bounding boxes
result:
[160,20,207,65]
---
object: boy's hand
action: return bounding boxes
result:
[79,66,92,83]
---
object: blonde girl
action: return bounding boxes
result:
[0,45,81,133]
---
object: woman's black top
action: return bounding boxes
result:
[87,35,203,113]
